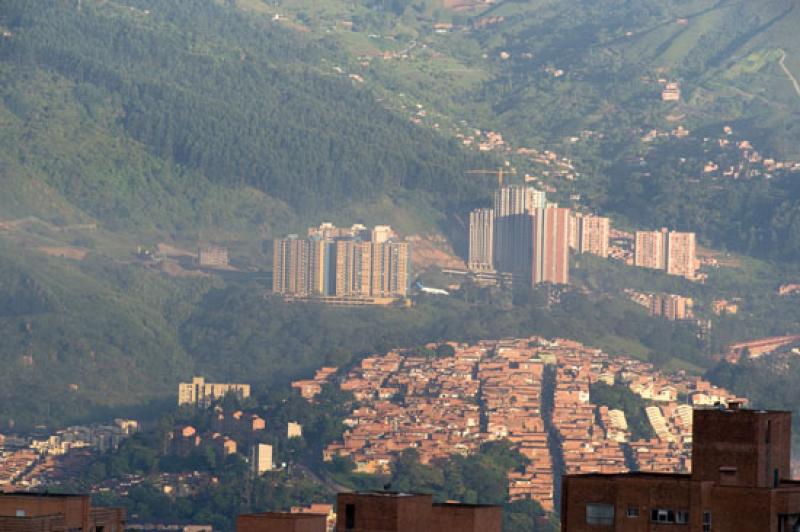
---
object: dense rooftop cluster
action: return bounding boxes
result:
[318,336,744,512]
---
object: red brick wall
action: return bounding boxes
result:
[431,504,501,532]
[562,475,692,532]
[238,513,326,532]
[562,474,800,531]
[0,515,66,532]
[337,493,433,532]
[0,495,89,530]
[704,486,773,531]
[90,507,126,531]
[692,410,791,487]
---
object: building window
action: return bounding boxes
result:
[15,510,25,517]
[345,503,356,530]
[703,511,712,531]
[627,506,639,518]
[586,503,614,525]
[649,509,689,524]
[651,509,674,523]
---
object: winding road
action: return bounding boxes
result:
[778,49,800,98]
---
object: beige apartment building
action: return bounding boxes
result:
[666,231,696,279]
[178,377,251,407]
[634,229,667,270]
[273,235,312,296]
[251,443,273,475]
[650,293,693,321]
[573,214,610,258]
[635,228,697,279]
[274,224,411,304]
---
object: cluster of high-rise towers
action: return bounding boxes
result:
[468,185,610,286]
[468,184,697,285]
[273,223,411,305]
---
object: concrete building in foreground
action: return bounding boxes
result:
[237,492,500,532]
[238,512,327,532]
[0,492,125,531]
[337,492,501,532]
[177,376,250,407]
[561,404,800,531]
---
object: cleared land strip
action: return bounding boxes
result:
[778,49,800,98]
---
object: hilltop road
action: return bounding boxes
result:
[778,49,800,98]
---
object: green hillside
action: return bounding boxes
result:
[223,0,800,258]
[2,0,800,430]
[0,0,492,228]
[0,239,203,429]
[0,0,496,429]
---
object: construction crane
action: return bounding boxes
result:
[465,166,517,187]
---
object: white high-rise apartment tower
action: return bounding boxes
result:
[468,208,495,272]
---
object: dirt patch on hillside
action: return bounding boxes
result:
[697,245,741,268]
[37,247,89,260]
[407,234,466,270]
[442,0,486,11]
[157,243,195,258]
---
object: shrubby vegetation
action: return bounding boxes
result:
[330,442,556,532]
[77,388,354,530]
[78,391,554,531]
[589,382,655,441]
[706,355,800,446]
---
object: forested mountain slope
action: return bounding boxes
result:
[0,239,204,429]
[463,0,800,148]
[0,0,491,228]
[2,0,800,430]
[0,0,494,428]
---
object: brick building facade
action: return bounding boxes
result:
[0,492,125,532]
[238,512,328,532]
[561,405,800,531]
[336,492,501,532]
[238,492,501,532]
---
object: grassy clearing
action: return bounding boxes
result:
[595,334,652,362]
